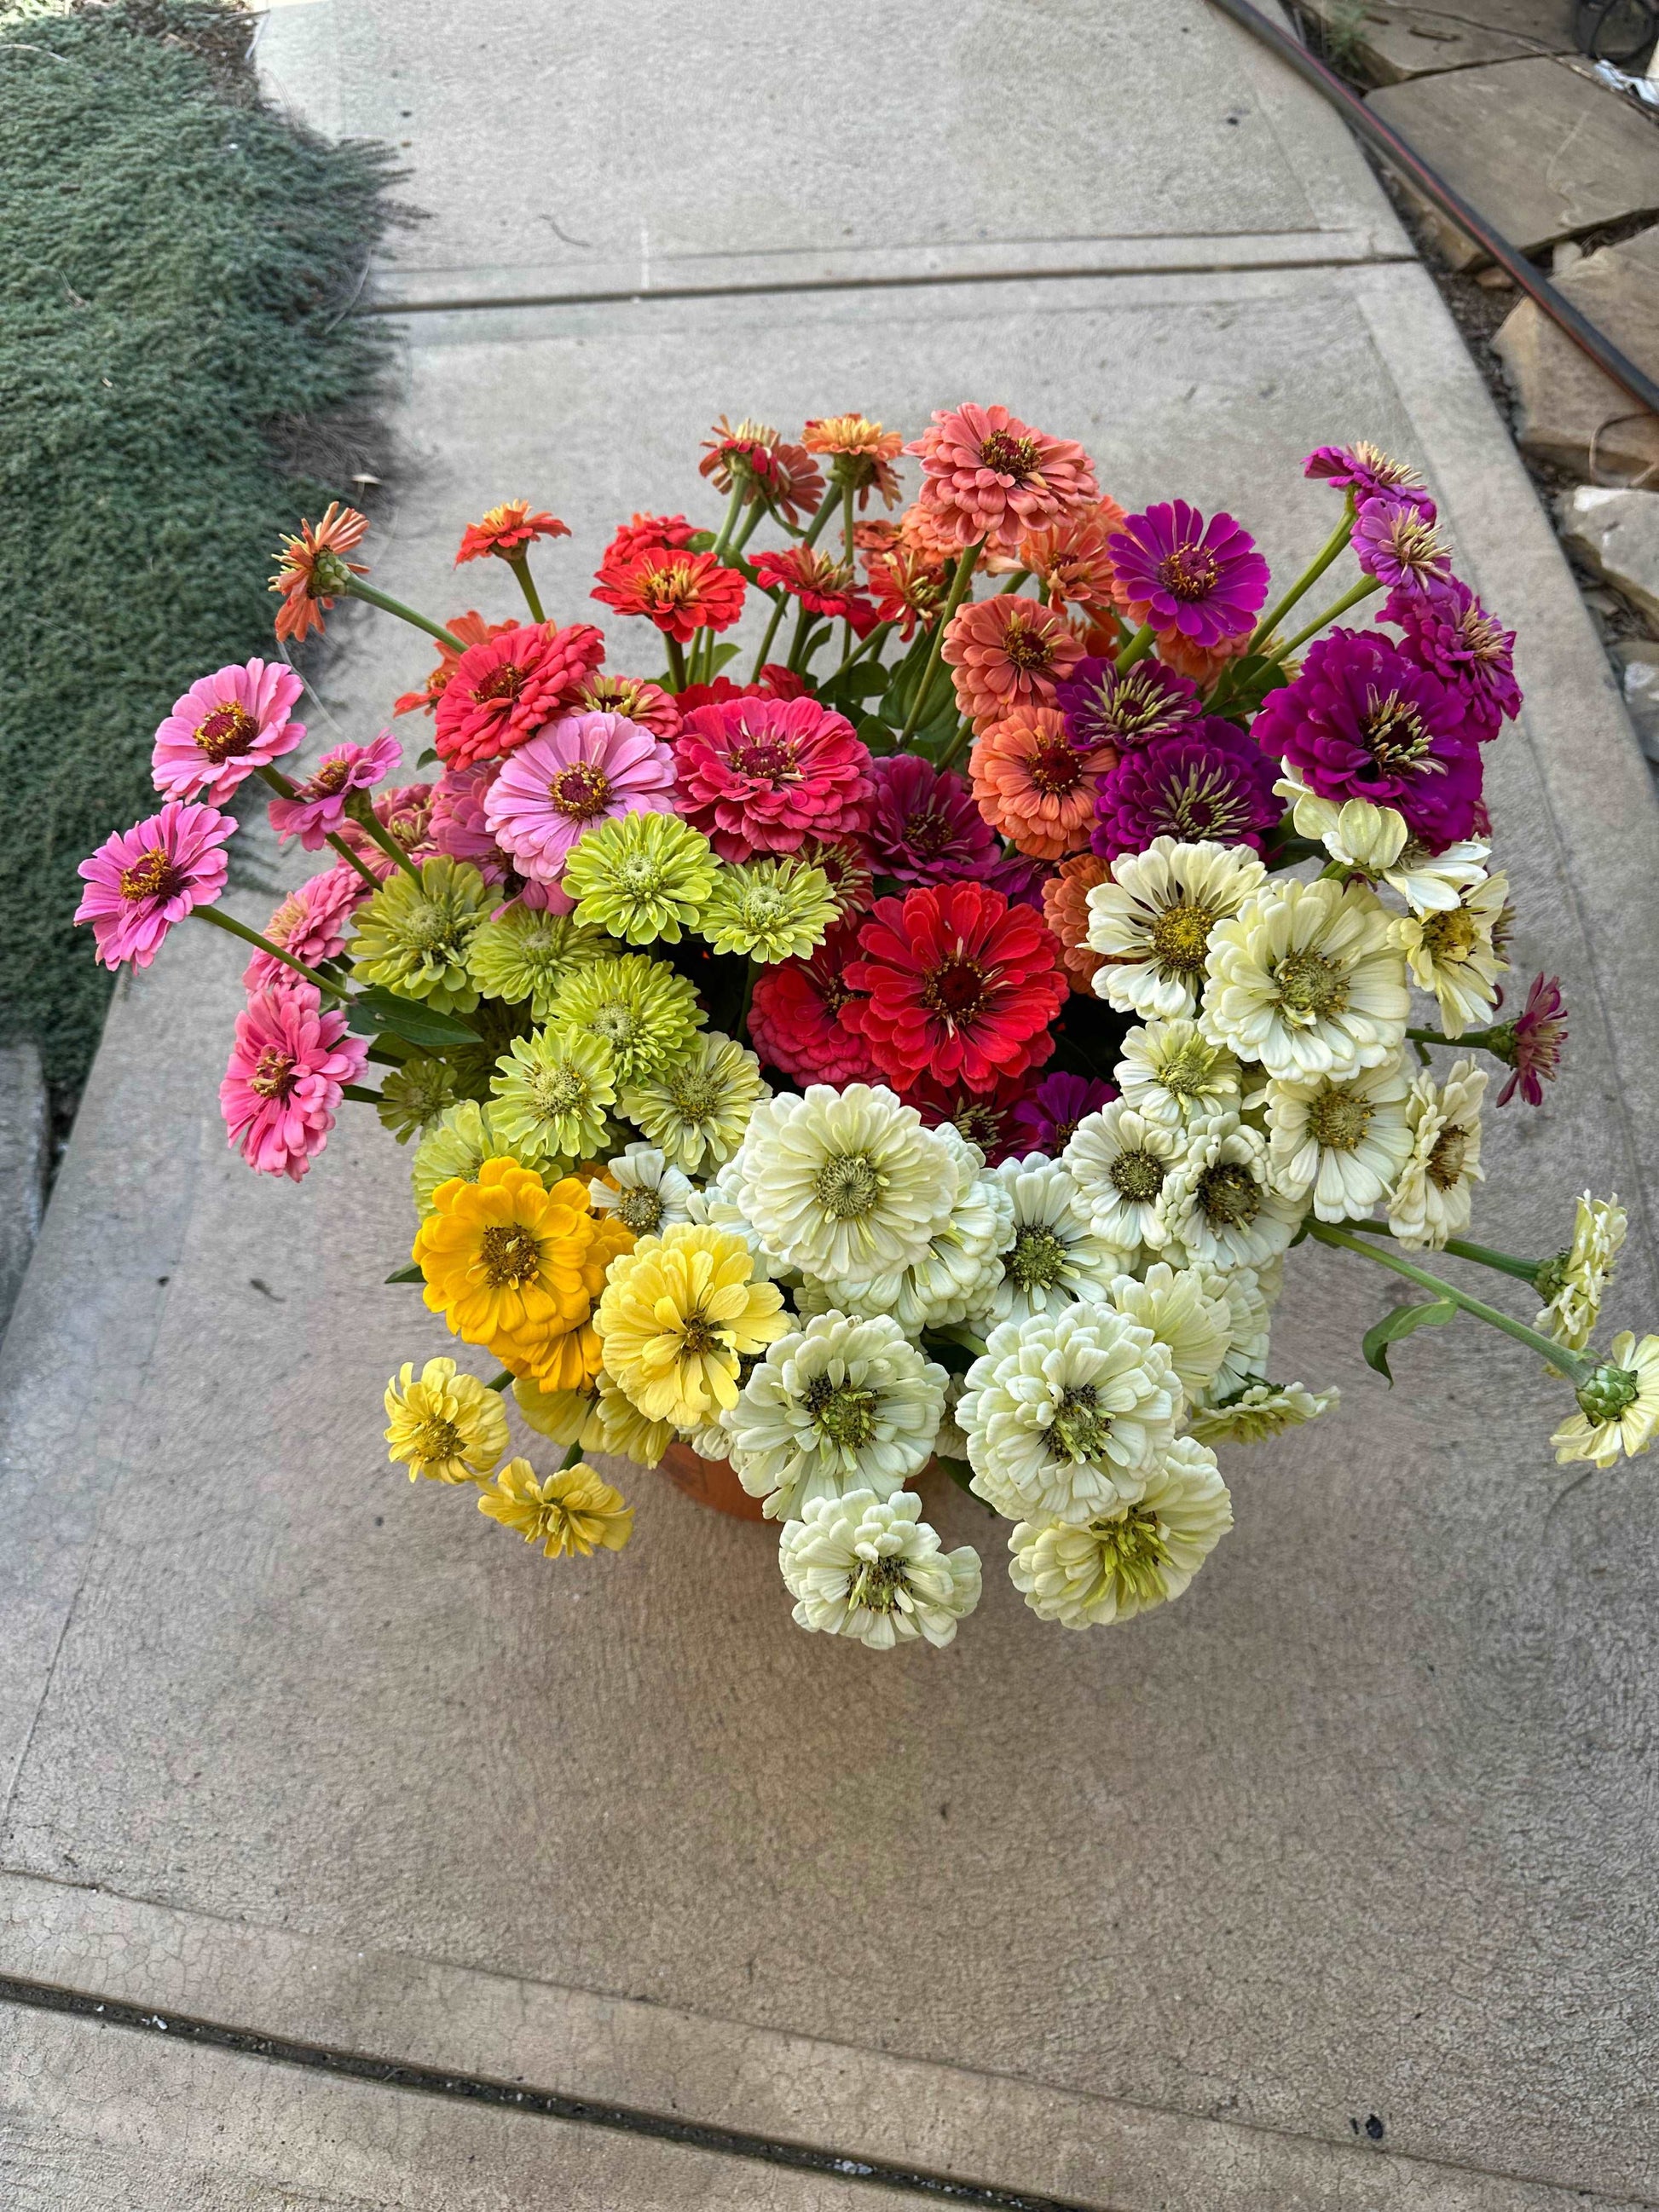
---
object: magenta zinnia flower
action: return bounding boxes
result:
[268,731,403,850]
[151,657,305,803]
[863,754,999,886]
[1091,720,1281,861]
[429,760,507,875]
[1494,973,1567,1107]
[906,403,1099,553]
[673,696,875,863]
[1009,1071,1118,1158]
[1385,576,1520,738]
[1053,654,1202,752]
[483,711,675,882]
[1352,494,1453,597]
[75,800,234,970]
[1107,501,1269,649]
[220,984,368,1182]
[242,865,368,992]
[1304,442,1434,517]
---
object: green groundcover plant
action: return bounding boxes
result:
[0,0,396,1102]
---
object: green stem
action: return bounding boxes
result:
[1340,1216,1542,1284]
[342,579,465,653]
[1272,575,1382,663]
[898,542,980,743]
[997,569,1032,596]
[506,552,545,624]
[783,600,818,675]
[341,1083,383,1105]
[839,483,858,663]
[935,717,975,774]
[828,621,895,684]
[348,801,423,884]
[1115,621,1155,673]
[1244,500,1353,656]
[326,832,384,892]
[709,479,747,563]
[736,957,758,1041]
[487,1368,515,1393]
[748,593,789,683]
[800,482,839,549]
[664,636,688,692]
[192,904,349,999]
[560,1440,587,1470]
[730,501,766,557]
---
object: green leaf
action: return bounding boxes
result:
[857,713,899,756]
[346,987,480,1050]
[1362,1297,1458,1383]
[709,641,742,672]
[416,747,439,769]
[384,1262,424,1285]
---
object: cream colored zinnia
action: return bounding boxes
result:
[779,1488,982,1650]
[1107,1262,1232,1403]
[1535,1192,1627,1355]
[1114,1018,1241,1127]
[1084,837,1267,1020]
[596,1222,787,1427]
[1387,1058,1485,1250]
[1265,1054,1413,1224]
[1392,871,1507,1039]
[1201,876,1409,1081]
[1551,1333,1659,1469]
[1008,1436,1232,1627]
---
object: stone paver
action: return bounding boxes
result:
[1296,0,1578,84]
[1559,484,1659,625]
[1494,223,1659,482]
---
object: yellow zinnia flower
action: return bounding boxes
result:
[512,1373,604,1448]
[477,1457,634,1557]
[413,1157,597,1358]
[596,1222,787,1428]
[384,1356,509,1483]
[490,1208,635,1386]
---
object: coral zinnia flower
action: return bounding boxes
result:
[152,658,305,804]
[1041,852,1112,993]
[484,710,677,882]
[573,672,682,741]
[697,418,826,526]
[243,864,368,992]
[673,695,875,862]
[602,513,700,566]
[591,547,747,641]
[219,982,368,1181]
[943,594,1085,731]
[268,730,403,849]
[750,546,879,633]
[802,415,906,508]
[971,705,1115,860]
[434,621,606,771]
[454,500,570,565]
[990,495,1127,619]
[1109,501,1269,649]
[393,612,516,718]
[269,502,369,644]
[76,800,234,970]
[747,917,880,1087]
[414,1156,599,1358]
[863,542,950,639]
[846,882,1067,1094]
[863,754,998,886]
[907,403,1099,553]
[1147,627,1252,689]
[1493,973,1567,1107]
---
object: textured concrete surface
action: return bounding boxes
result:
[0,1045,48,1343]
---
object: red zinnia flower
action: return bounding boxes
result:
[393,611,516,717]
[1494,973,1567,1107]
[591,547,747,642]
[601,513,700,566]
[269,503,369,644]
[698,418,826,526]
[943,594,1085,731]
[845,882,1067,1094]
[454,500,570,565]
[433,621,606,771]
[747,918,880,1087]
[751,546,879,634]
[673,695,875,861]
[906,403,1098,554]
[900,1070,1034,1166]
[673,665,809,714]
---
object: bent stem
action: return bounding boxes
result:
[1270,574,1382,663]
[193,904,349,1000]
[1115,621,1155,673]
[898,540,979,743]
[1245,500,1354,656]
[506,552,545,624]
[709,479,747,564]
[1339,1215,1542,1285]
[343,580,465,653]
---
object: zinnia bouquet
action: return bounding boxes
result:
[78,409,1651,1652]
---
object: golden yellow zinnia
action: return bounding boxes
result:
[384,1355,510,1484]
[477,1457,634,1558]
[413,1157,597,1360]
[484,1193,635,1385]
[596,1222,786,1428]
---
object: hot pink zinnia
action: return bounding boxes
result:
[220,984,368,1182]
[673,696,875,862]
[483,711,676,882]
[906,403,1099,553]
[75,800,234,970]
[433,621,606,771]
[242,865,368,992]
[151,657,305,803]
[267,731,403,850]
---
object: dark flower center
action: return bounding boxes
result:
[480,1222,542,1287]
[846,1552,911,1614]
[1458,608,1504,662]
[248,1047,297,1100]
[1276,948,1348,1017]
[1001,623,1053,673]
[1027,741,1084,796]
[119,847,188,903]
[1152,759,1256,842]
[1110,1148,1165,1203]
[194,703,261,764]
[474,661,527,705]
[921,955,991,1023]
[548,762,612,819]
[308,757,355,797]
[1198,1160,1261,1229]
[902,808,954,859]
[1044,1114,1083,1150]
[1361,687,1434,773]
[679,1310,722,1355]
[979,430,1039,481]
[1382,513,1443,577]
[1148,899,1214,973]
[818,973,853,1017]
[732,741,795,783]
[1157,542,1217,600]
[1428,1125,1469,1190]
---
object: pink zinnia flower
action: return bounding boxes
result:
[220,984,368,1182]
[1494,973,1567,1107]
[151,657,305,802]
[242,865,368,992]
[429,761,506,875]
[1108,501,1269,649]
[942,594,1085,732]
[268,731,403,850]
[483,711,676,882]
[75,800,234,970]
[433,621,606,771]
[906,403,1098,553]
[673,696,874,862]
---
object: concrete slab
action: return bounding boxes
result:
[1296,0,1578,84]
[4,263,1659,2209]
[0,1046,48,1342]
[1494,223,1659,483]
[254,0,1409,308]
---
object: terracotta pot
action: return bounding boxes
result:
[657,1438,768,1521]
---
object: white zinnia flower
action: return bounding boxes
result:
[1084,837,1267,1020]
[1107,1262,1232,1402]
[1062,1102,1188,1256]
[779,1489,981,1649]
[733,1083,958,1284]
[1550,1333,1659,1470]
[1008,1436,1232,1628]
[1535,1192,1627,1354]
[1387,1058,1485,1250]
[1114,1018,1241,1128]
[1265,1054,1413,1223]
[795,1124,1013,1330]
[1188,1380,1338,1445]
[1275,770,1489,915]
[969,1155,1123,1326]
[1204,1259,1280,1403]
[1391,871,1507,1039]
[723,1311,947,1519]
[1159,1112,1304,1269]
[588,1143,695,1241]
[958,1304,1181,1525]
[684,1155,787,1281]
[1201,877,1409,1081]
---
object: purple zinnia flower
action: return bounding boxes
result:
[985,846,1051,912]
[1053,654,1203,753]
[1493,973,1567,1108]
[1353,494,1454,597]
[863,754,999,885]
[1091,718,1281,862]
[1385,575,1520,739]
[1108,500,1269,649]
[1009,1070,1118,1157]
[1252,628,1483,852]
[1304,442,1435,517]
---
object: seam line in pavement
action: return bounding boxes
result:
[0,1975,1098,2211]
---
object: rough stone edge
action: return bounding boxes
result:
[0,1045,49,1346]
[0,1870,1649,2212]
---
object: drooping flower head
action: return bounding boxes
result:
[863,754,998,886]
[269,502,368,643]
[477,1458,634,1558]
[1008,1436,1232,1629]
[673,694,874,862]
[1535,1193,1627,1354]
[1384,575,1520,737]
[750,546,878,633]
[1491,972,1568,1107]
[1304,442,1431,511]
[483,711,677,882]
[592,546,747,641]
[943,594,1085,731]
[1551,1333,1659,1472]
[906,402,1099,552]
[780,1489,982,1649]
[454,501,570,565]
[243,864,368,992]
[970,706,1114,860]
[1009,1071,1118,1158]
[268,730,403,849]
[1041,852,1112,994]
[862,540,951,639]
[698,416,826,525]
[801,415,906,508]
[75,800,234,970]
[748,918,881,1088]
[846,881,1067,1094]
[219,982,368,1181]
[1107,501,1269,649]
[152,658,305,803]
[393,611,517,719]
[1053,653,1202,754]
[1091,720,1281,862]
[434,621,607,771]
[1352,494,1454,596]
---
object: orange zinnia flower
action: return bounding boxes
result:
[970,706,1114,861]
[986,495,1128,618]
[454,501,570,565]
[592,547,747,642]
[392,610,516,717]
[269,503,369,644]
[1042,852,1112,994]
[802,415,906,509]
[942,594,1085,731]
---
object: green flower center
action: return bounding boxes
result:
[668,1068,720,1118]
[803,1375,881,1451]
[1009,1222,1069,1291]
[845,1552,910,1614]
[616,1187,664,1233]
[1149,899,1214,974]
[1197,1159,1261,1229]
[415,1416,465,1464]
[194,702,260,763]
[1090,1504,1171,1603]
[1307,1089,1373,1152]
[618,854,667,893]
[1049,1383,1113,1463]
[531,1065,592,1117]
[1576,1364,1640,1424]
[401,901,459,956]
[1275,947,1348,1017]
[1422,908,1478,962]
[1534,1250,1571,1303]
[1109,1148,1165,1204]
[590,1002,641,1050]
[480,1222,542,1287]
[1157,1035,1219,1095]
[814,1151,882,1220]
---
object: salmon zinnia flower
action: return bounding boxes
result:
[269,502,369,644]
[971,705,1115,861]
[573,672,683,741]
[991,496,1127,619]
[592,547,747,642]
[907,403,1098,553]
[434,621,606,771]
[943,593,1085,731]
[1041,852,1111,993]
[698,417,826,526]
[454,500,570,565]
[802,415,906,508]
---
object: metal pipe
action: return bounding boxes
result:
[1208,0,1659,420]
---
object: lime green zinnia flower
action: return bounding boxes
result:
[549,952,705,1087]
[699,857,838,963]
[562,812,718,946]
[619,1029,769,1174]
[377,1052,465,1143]
[412,1099,562,1216]
[349,856,491,1015]
[490,1023,617,1159]
[465,906,606,1019]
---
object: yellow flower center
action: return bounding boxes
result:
[1149,899,1214,974]
[1308,1089,1373,1152]
[1275,947,1348,1017]
[119,846,188,903]
[978,430,1038,481]
[1109,1148,1165,1203]
[415,1416,465,1464]
[1427,1124,1469,1191]
[616,1187,664,1233]
[248,1047,297,1100]
[1090,1504,1171,1602]
[549,763,612,820]
[1422,907,1478,963]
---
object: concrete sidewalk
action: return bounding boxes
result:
[4,4,1658,2205]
